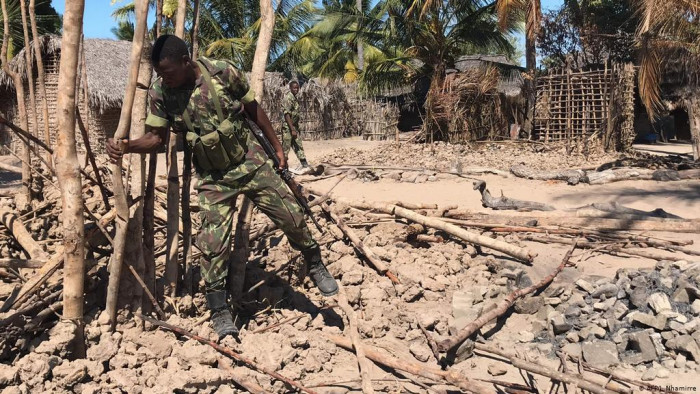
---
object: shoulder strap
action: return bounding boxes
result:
[196,59,224,123]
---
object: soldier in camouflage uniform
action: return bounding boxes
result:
[107,35,338,339]
[280,81,309,168]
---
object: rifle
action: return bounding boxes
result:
[246,119,324,233]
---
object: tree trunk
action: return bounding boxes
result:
[19,0,40,173]
[522,0,540,138]
[55,0,86,355]
[1,0,31,210]
[123,42,152,314]
[191,0,201,58]
[105,0,150,330]
[689,96,700,161]
[174,0,187,38]
[356,0,363,71]
[29,0,51,170]
[250,0,275,103]
[163,0,188,297]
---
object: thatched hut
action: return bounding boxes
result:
[0,35,130,154]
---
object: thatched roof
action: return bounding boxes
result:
[453,54,525,97]
[0,35,131,111]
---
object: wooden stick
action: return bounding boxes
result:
[314,193,536,263]
[322,204,400,284]
[523,235,691,262]
[437,242,576,353]
[6,207,118,311]
[127,264,165,319]
[138,314,318,394]
[0,207,49,260]
[328,335,492,394]
[0,258,45,269]
[474,343,618,394]
[0,161,22,173]
[337,286,375,394]
[445,210,700,233]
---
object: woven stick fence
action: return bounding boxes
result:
[534,63,635,151]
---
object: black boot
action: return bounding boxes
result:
[300,159,310,168]
[205,291,239,338]
[303,247,338,296]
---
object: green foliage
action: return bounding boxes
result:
[0,0,61,58]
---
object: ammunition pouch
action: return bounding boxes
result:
[182,59,248,173]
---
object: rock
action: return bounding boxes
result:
[409,342,432,362]
[134,331,173,359]
[666,335,700,361]
[593,298,616,311]
[629,311,667,331]
[620,331,658,365]
[569,292,586,307]
[549,313,572,335]
[518,331,535,343]
[657,368,670,378]
[341,270,364,286]
[561,343,582,359]
[673,288,691,303]
[591,284,618,299]
[580,325,606,339]
[514,296,543,315]
[51,361,87,388]
[172,340,219,366]
[87,333,120,363]
[564,306,581,318]
[452,291,482,331]
[16,354,59,387]
[0,364,18,386]
[648,293,673,314]
[641,368,657,381]
[629,288,648,309]
[545,297,562,306]
[575,279,595,294]
[487,363,507,376]
[566,332,580,343]
[692,300,700,316]
[402,286,423,303]
[582,341,619,367]
[676,354,687,369]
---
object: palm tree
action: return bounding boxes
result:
[635,0,700,160]
[495,0,539,136]
[0,0,59,57]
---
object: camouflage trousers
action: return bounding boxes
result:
[279,128,307,162]
[196,161,317,292]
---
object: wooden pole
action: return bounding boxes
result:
[0,207,48,260]
[54,0,86,354]
[106,0,150,330]
[337,286,375,394]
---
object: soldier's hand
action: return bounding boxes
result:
[106,138,129,163]
[276,149,288,170]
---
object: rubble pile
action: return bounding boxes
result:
[321,141,623,172]
[495,260,700,380]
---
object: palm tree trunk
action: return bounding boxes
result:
[28,0,51,170]
[250,0,275,103]
[19,0,40,170]
[522,0,540,137]
[1,0,31,210]
[156,0,163,37]
[356,0,363,71]
[55,0,86,354]
[689,97,700,161]
[105,0,150,330]
[191,0,201,58]
[164,0,188,297]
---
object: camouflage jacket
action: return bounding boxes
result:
[145,57,268,179]
[282,91,300,132]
